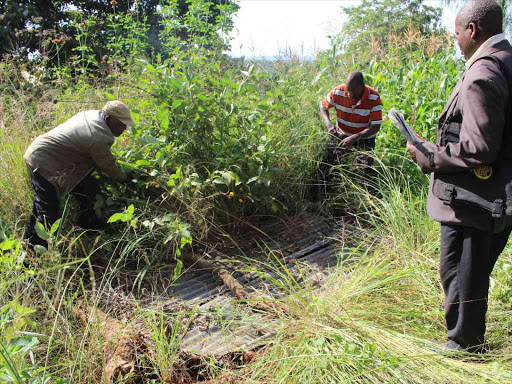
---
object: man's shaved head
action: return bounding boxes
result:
[345,71,365,101]
[457,0,503,37]
[346,71,365,88]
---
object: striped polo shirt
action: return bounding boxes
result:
[321,84,383,138]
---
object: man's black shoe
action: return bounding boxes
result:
[427,340,466,354]
[424,340,489,362]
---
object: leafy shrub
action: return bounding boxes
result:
[0,299,70,384]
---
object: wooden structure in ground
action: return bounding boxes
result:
[155,213,358,358]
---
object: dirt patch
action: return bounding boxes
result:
[73,301,152,383]
[72,300,265,383]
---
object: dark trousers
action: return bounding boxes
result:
[322,133,375,168]
[440,224,511,350]
[315,133,376,197]
[25,168,102,248]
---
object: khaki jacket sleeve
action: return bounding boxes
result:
[415,62,507,174]
[89,141,127,182]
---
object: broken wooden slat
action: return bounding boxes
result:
[181,252,288,315]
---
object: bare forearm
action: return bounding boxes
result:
[319,106,335,131]
[353,124,380,140]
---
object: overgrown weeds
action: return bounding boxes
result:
[232,178,512,384]
[4,3,512,382]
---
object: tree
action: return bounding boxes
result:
[338,0,445,54]
[0,0,239,64]
[0,0,69,60]
[159,0,238,53]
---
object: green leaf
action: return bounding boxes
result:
[170,77,183,90]
[180,236,192,248]
[108,212,127,223]
[160,115,169,130]
[173,259,183,281]
[156,151,166,168]
[0,239,16,251]
[197,93,209,102]
[332,335,344,344]
[104,91,115,100]
[163,233,175,244]
[221,171,232,185]
[126,204,135,220]
[155,107,170,130]
[10,302,36,316]
[34,245,48,254]
[50,219,61,236]
[172,99,184,109]
[136,160,151,166]
[9,336,38,354]
[156,106,168,120]
[35,222,47,241]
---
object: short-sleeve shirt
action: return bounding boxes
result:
[321,84,383,138]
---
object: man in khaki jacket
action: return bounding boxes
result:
[407,0,512,352]
[24,100,135,248]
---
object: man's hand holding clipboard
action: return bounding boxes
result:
[388,109,425,144]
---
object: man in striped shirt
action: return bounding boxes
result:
[317,71,383,196]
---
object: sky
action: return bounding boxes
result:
[228,0,459,58]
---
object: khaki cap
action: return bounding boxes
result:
[102,100,135,126]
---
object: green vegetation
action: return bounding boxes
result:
[0,0,239,65]
[1,0,512,382]
[336,0,445,55]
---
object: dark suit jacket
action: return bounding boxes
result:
[415,39,512,231]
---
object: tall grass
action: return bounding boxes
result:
[4,16,512,383]
[231,169,512,384]
[0,94,43,227]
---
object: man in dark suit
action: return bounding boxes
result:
[407,0,512,352]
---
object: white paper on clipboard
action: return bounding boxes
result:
[388,109,424,144]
